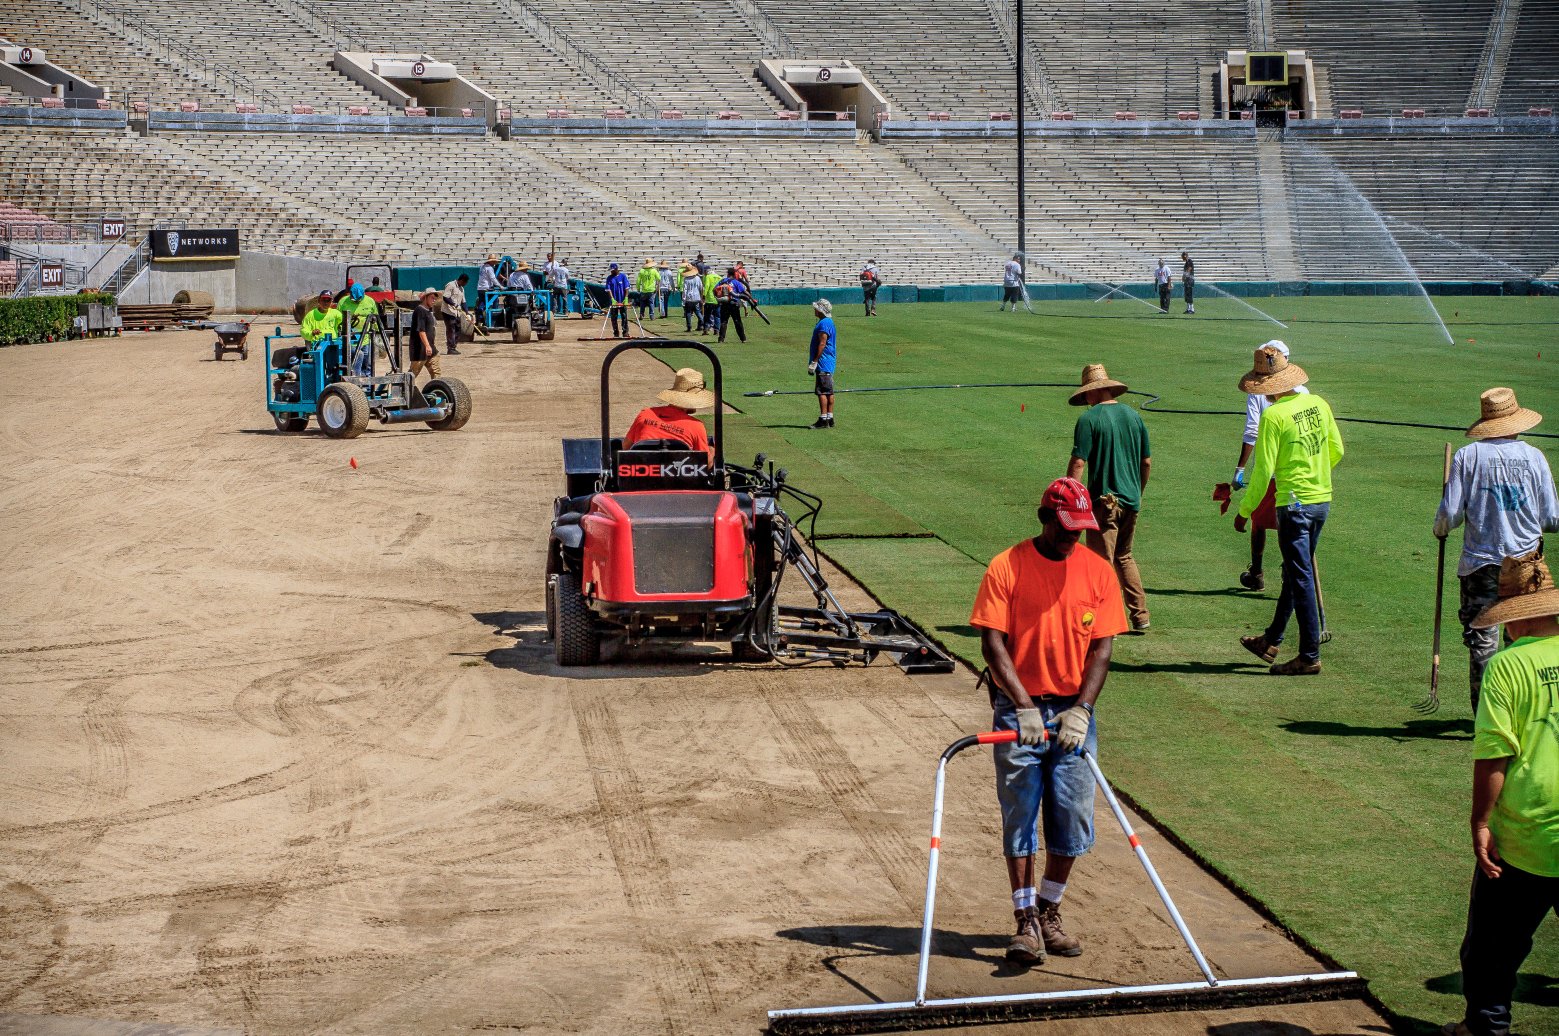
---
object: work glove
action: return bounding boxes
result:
[808,362,818,375]
[1052,705,1091,755]
[1232,467,1248,490]
[1015,708,1047,747]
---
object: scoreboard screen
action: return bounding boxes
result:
[1247,53,1289,85]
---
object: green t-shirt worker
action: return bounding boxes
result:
[1442,550,1559,1036]
[1234,345,1343,675]
[1065,364,1152,632]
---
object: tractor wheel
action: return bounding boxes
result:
[544,574,558,641]
[316,383,370,439]
[272,412,309,433]
[538,325,556,342]
[422,377,472,431]
[553,573,600,666]
[511,320,531,343]
[731,638,772,663]
[213,343,222,361]
[732,598,778,661]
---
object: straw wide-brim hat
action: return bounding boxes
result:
[1069,363,1129,405]
[643,257,656,267]
[420,286,440,298]
[1473,550,1559,627]
[486,253,499,263]
[1238,345,1308,395]
[658,368,717,411]
[1467,386,1542,439]
[658,259,670,268]
[513,260,530,271]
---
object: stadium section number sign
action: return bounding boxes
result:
[150,228,240,261]
[39,262,64,289]
[100,218,126,241]
[1246,53,1289,86]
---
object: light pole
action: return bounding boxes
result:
[1015,0,1026,259]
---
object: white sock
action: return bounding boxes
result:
[1039,878,1066,905]
[1011,887,1036,912]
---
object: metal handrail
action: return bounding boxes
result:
[495,0,654,116]
[98,233,151,296]
[984,0,1060,114]
[728,0,797,58]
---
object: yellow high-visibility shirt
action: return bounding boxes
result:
[301,306,343,343]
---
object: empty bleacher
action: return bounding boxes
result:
[0,129,419,261]
[888,137,1275,283]
[1497,2,1559,114]
[1292,133,1559,279]
[309,0,618,115]
[101,0,388,111]
[755,0,1015,118]
[0,1,228,108]
[1270,0,1497,115]
[527,0,779,114]
[1020,0,1247,117]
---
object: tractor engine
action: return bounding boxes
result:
[580,492,752,616]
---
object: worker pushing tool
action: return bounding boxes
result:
[970,477,1126,965]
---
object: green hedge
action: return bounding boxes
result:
[0,294,116,346]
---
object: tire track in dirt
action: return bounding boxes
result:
[760,684,927,909]
[571,688,717,1036]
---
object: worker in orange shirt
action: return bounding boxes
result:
[970,477,1126,969]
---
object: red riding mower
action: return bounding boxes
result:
[546,341,955,671]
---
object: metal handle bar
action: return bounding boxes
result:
[916,729,1215,1007]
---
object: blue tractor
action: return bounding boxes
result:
[478,255,555,343]
[264,316,472,439]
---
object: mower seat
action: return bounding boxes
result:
[272,345,307,369]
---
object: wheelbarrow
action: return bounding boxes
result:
[213,321,251,361]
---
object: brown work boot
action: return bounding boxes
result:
[1240,634,1278,664]
[1270,656,1321,676]
[1005,909,1044,965]
[1035,899,1082,957]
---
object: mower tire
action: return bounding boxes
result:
[511,320,531,344]
[212,343,221,361]
[536,321,555,342]
[552,573,600,666]
[422,377,472,431]
[731,637,772,663]
[240,344,249,361]
[272,412,309,433]
[316,383,370,439]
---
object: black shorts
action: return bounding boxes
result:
[815,371,835,395]
[1003,285,1022,303]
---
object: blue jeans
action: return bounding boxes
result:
[992,696,1096,859]
[1266,501,1329,661]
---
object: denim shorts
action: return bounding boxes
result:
[992,695,1097,859]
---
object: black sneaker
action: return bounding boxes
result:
[810,418,829,429]
[825,416,835,428]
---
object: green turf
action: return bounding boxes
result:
[678,294,1559,1033]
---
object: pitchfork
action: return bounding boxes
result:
[1414,443,1455,714]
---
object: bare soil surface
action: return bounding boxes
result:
[1,319,1388,1034]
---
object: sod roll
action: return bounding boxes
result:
[171,289,214,309]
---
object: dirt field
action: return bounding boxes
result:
[1,319,1389,1035]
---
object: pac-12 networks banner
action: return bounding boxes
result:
[150,228,240,261]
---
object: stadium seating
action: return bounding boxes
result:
[1269,0,1497,115]
[1019,0,1246,117]
[1292,133,1559,280]
[526,0,780,115]
[100,0,388,111]
[1496,2,1559,115]
[888,137,1277,282]
[308,0,617,115]
[0,1,229,108]
[754,0,1015,118]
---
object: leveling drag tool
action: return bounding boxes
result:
[767,728,1364,1033]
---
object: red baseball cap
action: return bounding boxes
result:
[1040,477,1098,531]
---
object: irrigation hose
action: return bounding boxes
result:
[741,382,1559,440]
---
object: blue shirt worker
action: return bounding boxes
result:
[715,268,749,344]
[1434,387,1559,711]
[605,263,631,338]
[807,298,837,429]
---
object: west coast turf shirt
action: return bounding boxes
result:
[1239,392,1344,518]
[1474,635,1559,877]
